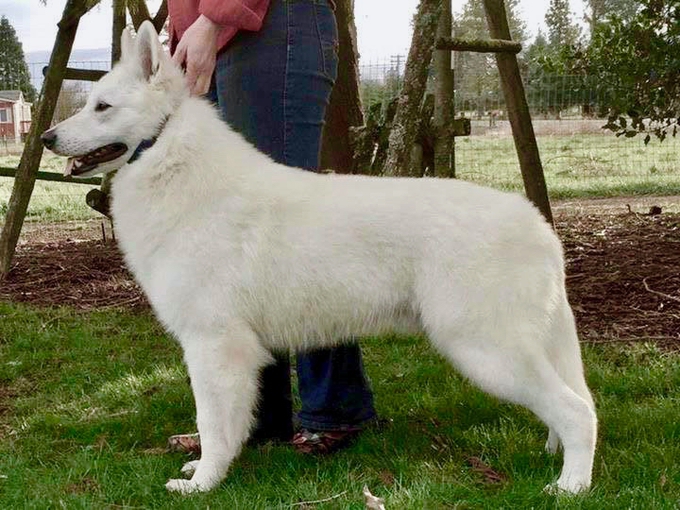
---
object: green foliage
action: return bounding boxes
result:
[584,0,640,32]
[584,0,680,142]
[0,16,37,103]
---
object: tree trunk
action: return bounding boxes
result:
[382,0,441,177]
[433,0,455,178]
[0,0,90,277]
[320,0,364,173]
[111,0,126,63]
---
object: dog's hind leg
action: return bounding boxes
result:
[427,325,596,494]
[544,296,596,457]
[166,324,273,494]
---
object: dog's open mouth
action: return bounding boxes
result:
[64,143,128,177]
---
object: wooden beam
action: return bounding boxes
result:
[0,0,86,277]
[57,0,100,29]
[451,118,471,137]
[153,0,169,32]
[436,36,522,54]
[128,0,168,32]
[482,0,553,225]
[128,0,152,29]
[0,167,102,186]
[42,66,106,82]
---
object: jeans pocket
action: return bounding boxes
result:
[314,2,339,81]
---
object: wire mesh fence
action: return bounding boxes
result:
[2,57,678,224]
[359,55,680,198]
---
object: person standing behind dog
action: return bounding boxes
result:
[167,0,376,452]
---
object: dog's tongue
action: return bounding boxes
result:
[64,158,75,177]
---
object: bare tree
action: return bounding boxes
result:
[320,0,364,173]
[383,0,441,177]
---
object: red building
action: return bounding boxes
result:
[0,90,32,143]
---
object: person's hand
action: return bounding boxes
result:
[172,15,220,96]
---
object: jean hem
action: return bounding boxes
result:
[297,411,377,432]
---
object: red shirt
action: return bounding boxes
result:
[168,0,271,52]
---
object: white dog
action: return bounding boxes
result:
[42,21,596,495]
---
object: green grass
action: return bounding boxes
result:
[1,302,678,508]
[0,152,99,222]
[455,132,680,199]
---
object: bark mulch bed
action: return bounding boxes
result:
[1,211,679,349]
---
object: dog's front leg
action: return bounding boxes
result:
[166,324,272,494]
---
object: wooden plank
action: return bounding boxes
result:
[0,167,102,186]
[42,66,107,82]
[436,37,522,54]
[0,0,86,277]
[482,0,553,225]
[128,0,152,29]
[128,0,168,32]
[57,0,100,29]
[153,0,169,32]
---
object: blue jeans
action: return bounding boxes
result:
[208,0,375,434]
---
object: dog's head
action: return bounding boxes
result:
[41,21,187,177]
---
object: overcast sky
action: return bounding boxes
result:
[2,0,586,58]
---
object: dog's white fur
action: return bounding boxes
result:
[44,22,597,495]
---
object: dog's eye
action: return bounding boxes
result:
[95,101,112,112]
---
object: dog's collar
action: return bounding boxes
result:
[127,115,170,164]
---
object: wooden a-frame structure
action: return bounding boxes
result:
[0,0,552,278]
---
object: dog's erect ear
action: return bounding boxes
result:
[136,20,163,81]
[120,27,134,62]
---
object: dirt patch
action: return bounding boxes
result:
[557,212,679,348]
[2,220,145,310]
[1,203,679,349]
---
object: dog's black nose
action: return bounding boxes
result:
[41,130,57,150]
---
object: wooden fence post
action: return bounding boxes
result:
[482,0,553,224]
[0,0,91,278]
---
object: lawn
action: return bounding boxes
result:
[0,151,99,223]
[455,131,680,199]
[0,303,678,508]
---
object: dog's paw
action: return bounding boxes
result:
[543,479,589,496]
[166,478,210,494]
[181,460,200,477]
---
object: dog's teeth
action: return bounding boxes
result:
[64,158,74,176]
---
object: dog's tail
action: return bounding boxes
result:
[548,292,595,413]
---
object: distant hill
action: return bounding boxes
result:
[26,48,111,90]
[26,48,111,65]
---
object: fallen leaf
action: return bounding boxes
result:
[467,456,507,485]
